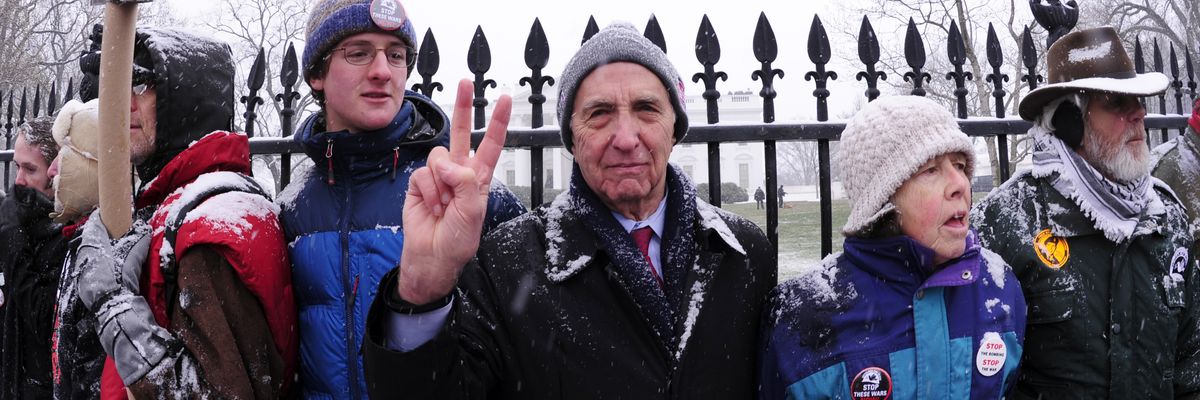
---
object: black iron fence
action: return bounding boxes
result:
[1,9,1196,260]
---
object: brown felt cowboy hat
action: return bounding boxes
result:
[1018,26,1168,121]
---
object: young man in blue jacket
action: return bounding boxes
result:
[278,1,526,398]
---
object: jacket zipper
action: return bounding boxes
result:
[390,147,400,181]
[326,139,336,185]
[336,155,361,400]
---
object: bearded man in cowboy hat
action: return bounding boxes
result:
[972,27,1200,399]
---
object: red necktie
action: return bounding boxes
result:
[631,226,663,288]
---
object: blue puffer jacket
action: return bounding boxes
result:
[760,231,1026,400]
[278,91,527,400]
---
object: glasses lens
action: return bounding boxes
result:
[385,46,409,67]
[342,44,375,65]
[132,84,149,96]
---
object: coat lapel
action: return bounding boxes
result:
[670,200,745,361]
[540,196,677,354]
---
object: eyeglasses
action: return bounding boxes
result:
[1092,93,1143,114]
[132,83,152,97]
[328,44,413,68]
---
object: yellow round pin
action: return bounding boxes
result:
[1033,229,1069,269]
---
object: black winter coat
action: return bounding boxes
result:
[0,186,67,400]
[362,167,776,399]
[973,171,1200,399]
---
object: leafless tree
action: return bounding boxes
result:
[31,1,102,93]
[1082,0,1198,116]
[202,0,314,189]
[776,97,860,188]
[831,0,1045,185]
[206,0,313,137]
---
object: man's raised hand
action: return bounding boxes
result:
[397,79,511,305]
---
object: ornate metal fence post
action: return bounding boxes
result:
[276,43,301,190]
[1019,25,1044,182]
[1170,43,1183,114]
[805,14,837,257]
[856,16,885,102]
[5,91,12,140]
[411,29,443,99]
[520,18,553,206]
[467,26,496,131]
[1169,43,1185,138]
[1154,38,1169,143]
[986,23,1011,181]
[945,20,974,119]
[2,91,8,187]
[32,84,42,118]
[692,14,728,207]
[1021,26,1044,92]
[1136,38,1147,110]
[18,89,27,133]
[582,16,599,44]
[5,90,27,188]
[1186,48,1197,102]
[752,11,784,254]
[903,18,931,96]
[645,15,667,53]
[242,47,266,138]
[65,77,75,107]
[48,82,59,116]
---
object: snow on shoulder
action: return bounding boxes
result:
[770,253,853,325]
[695,200,745,255]
[275,165,312,213]
[166,171,279,238]
[980,248,1009,289]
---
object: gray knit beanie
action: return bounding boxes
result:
[836,95,976,236]
[557,22,688,153]
[303,0,417,82]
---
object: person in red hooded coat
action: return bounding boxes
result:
[54,26,297,399]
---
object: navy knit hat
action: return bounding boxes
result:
[303,0,417,82]
[557,22,688,153]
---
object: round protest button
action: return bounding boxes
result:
[850,367,892,400]
[976,332,1007,377]
[370,0,407,31]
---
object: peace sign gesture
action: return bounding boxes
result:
[397,79,512,305]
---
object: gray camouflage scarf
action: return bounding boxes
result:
[1030,126,1155,242]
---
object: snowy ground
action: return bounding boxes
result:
[778,252,821,282]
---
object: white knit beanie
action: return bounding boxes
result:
[836,95,975,236]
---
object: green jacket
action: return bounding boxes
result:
[1153,129,1200,230]
[973,170,1200,399]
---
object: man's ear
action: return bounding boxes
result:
[308,76,325,92]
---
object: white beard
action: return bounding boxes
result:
[1080,124,1150,184]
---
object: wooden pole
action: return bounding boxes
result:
[96,1,139,237]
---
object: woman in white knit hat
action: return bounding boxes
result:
[759,96,1026,399]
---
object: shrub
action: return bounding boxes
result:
[695,182,749,204]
